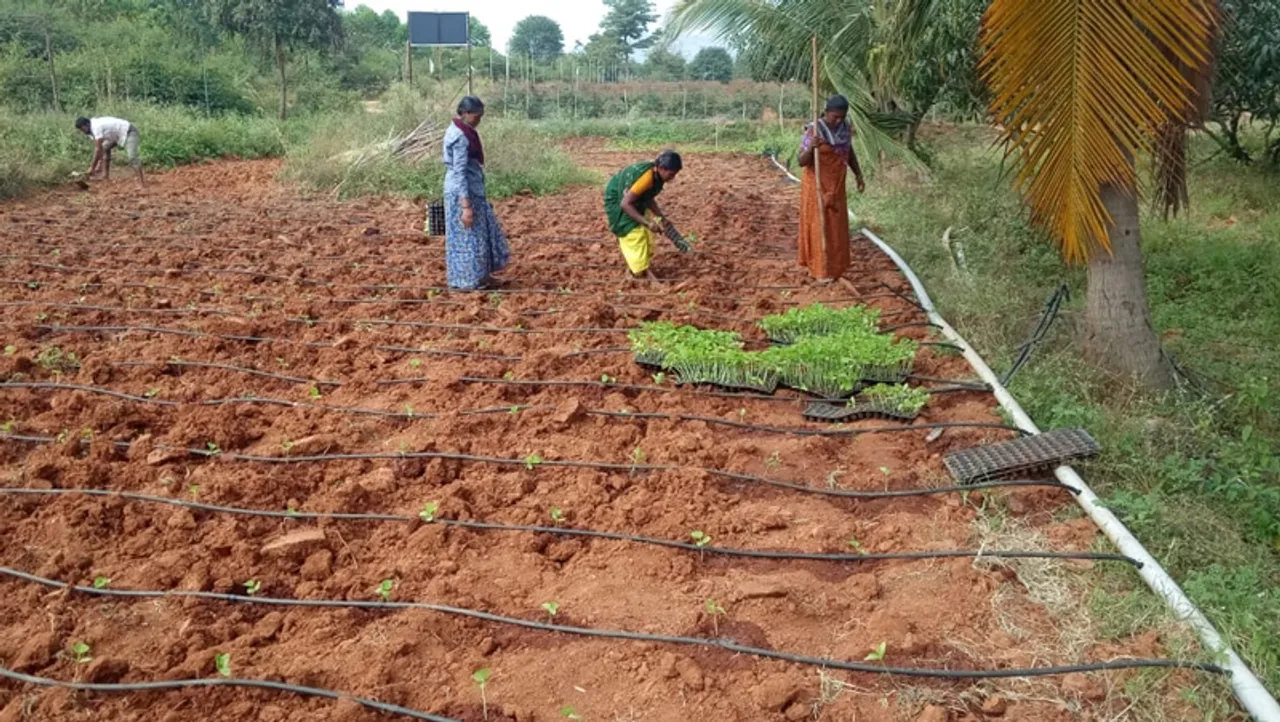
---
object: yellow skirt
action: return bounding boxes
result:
[617,225,654,274]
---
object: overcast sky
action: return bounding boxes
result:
[348,0,720,58]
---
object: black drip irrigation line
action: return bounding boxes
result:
[0,568,1224,679]
[112,360,343,387]
[0,301,240,318]
[1002,283,1070,386]
[346,318,630,335]
[0,488,1140,567]
[0,433,1069,500]
[0,665,456,722]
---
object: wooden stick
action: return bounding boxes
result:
[811,35,828,274]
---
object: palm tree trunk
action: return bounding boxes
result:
[275,34,288,122]
[1083,181,1175,390]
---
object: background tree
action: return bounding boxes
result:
[208,0,342,120]
[508,15,564,62]
[644,46,686,80]
[600,0,659,59]
[1206,0,1280,164]
[469,16,491,48]
[688,46,733,82]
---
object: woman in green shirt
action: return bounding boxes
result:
[603,151,683,281]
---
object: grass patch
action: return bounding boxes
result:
[286,88,594,200]
[536,118,795,156]
[857,122,1280,694]
[0,102,290,199]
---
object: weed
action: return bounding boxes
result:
[92,576,111,589]
[244,580,261,596]
[69,642,92,664]
[764,451,782,470]
[214,653,231,677]
[704,598,726,636]
[541,601,560,618]
[864,641,887,661]
[550,507,566,524]
[524,453,544,470]
[472,668,492,721]
[377,579,395,602]
[419,501,440,522]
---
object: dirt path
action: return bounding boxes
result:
[0,151,1193,722]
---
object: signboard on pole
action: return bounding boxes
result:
[407,12,470,47]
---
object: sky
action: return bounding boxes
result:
[349,0,720,59]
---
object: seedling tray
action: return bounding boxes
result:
[674,374,778,394]
[861,360,914,385]
[802,401,918,423]
[632,350,667,369]
[944,428,1101,484]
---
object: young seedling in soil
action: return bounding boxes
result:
[601,374,616,385]
[651,372,666,385]
[629,447,646,472]
[377,579,395,602]
[524,454,544,470]
[472,668,493,721]
[409,358,423,369]
[826,469,846,488]
[0,420,14,433]
[509,405,521,415]
[4,345,16,355]
[205,442,221,456]
[541,602,560,619]
[143,388,161,399]
[187,484,200,498]
[69,642,92,664]
[847,538,866,554]
[214,653,231,677]
[704,599,726,636]
[281,439,295,452]
[419,501,440,522]
[865,642,888,661]
[307,386,322,400]
[559,706,583,720]
[879,466,892,476]
[93,576,111,589]
[503,371,516,380]
[549,507,566,524]
[244,579,262,596]
[690,530,712,559]
[489,292,502,307]
[404,405,415,417]
[765,451,782,470]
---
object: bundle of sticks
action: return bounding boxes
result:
[333,119,445,171]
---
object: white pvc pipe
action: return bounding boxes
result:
[768,154,1278,719]
[858,229,1280,722]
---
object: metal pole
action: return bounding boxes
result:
[406,40,413,86]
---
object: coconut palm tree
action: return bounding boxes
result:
[671,0,1218,390]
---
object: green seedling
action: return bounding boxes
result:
[69,642,92,664]
[419,501,440,522]
[559,706,583,720]
[427,289,441,299]
[144,388,161,398]
[244,579,261,596]
[524,454,544,470]
[215,653,232,677]
[549,507,565,524]
[472,668,492,721]
[509,405,521,415]
[93,576,111,589]
[630,447,646,468]
[865,641,887,661]
[765,451,782,470]
[738,408,747,420]
[690,531,712,548]
[600,374,616,385]
[3,345,15,355]
[187,484,200,498]
[409,358,423,369]
[847,538,865,553]
[26,281,39,290]
[503,371,516,380]
[307,386,322,400]
[704,599,726,636]
[488,292,502,307]
[403,405,414,417]
[204,442,221,456]
[651,372,666,385]
[377,579,395,602]
[286,504,300,517]
[879,466,892,477]
[0,420,14,433]
[541,601,560,618]
[36,347,80,374]
[397,441,409,455]
[281,439,295,452]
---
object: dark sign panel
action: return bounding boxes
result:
[407,11,470,47]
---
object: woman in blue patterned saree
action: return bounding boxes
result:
[443,96,509,290]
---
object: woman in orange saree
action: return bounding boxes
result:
[798,95,866,281]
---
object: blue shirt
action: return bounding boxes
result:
[442,123,486,198]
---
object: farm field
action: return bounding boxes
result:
[0,147,1223,721]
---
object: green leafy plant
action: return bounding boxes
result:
[541,601,560,618]
[626,321,741,368]
[377,579,395,602]
[419,501,440,522]
[630,447,646,468]
[409,358,423,369]
[704,598,726,636]
[307,386,322,400]
[600,373,616,385]
[690,530,712,548]
[549,507,565,523]
[858,383,930,416]
[36,346,80,374]
[92,576,110,589]
[509,405,521,415]
[472,668,492,721]
[0,420,14,433]
[764,451,782,470]
[214,652,231,677]
[758,303,881,344]
[559,706,583,720]
[3,345,15,355]
[503,371,516,380]
[144,388,161,398]
[524,453,544,470]
[651,372,666,385]
[865,641,888,661]
[69,642,92,664]
[244,579,261,596]
[489,292,503,307]
[847,538,866,553]
[206,441,222,456]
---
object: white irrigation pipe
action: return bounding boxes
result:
[768,154,1280,721]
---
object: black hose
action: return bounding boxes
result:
[0,432,1073,500]
[0,568,1224,679]
[112,360,342,387]
[0,488,1134,566]
[0,665,457,722]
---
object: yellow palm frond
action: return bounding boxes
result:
[980,0,1217,263]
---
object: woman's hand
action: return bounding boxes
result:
[461,204,475,229]
[648,219,664,234]
[856,176,866,193]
